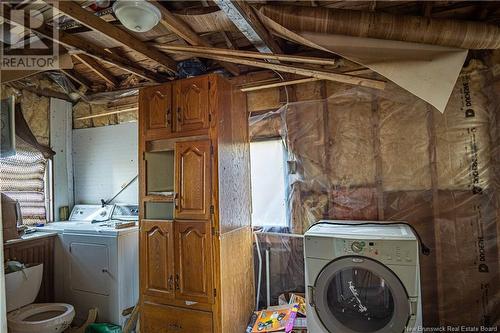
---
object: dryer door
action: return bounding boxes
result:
[312,256,410,333]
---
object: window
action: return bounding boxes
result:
[250,139,288,227]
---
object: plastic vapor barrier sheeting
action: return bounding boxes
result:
[250,58,500,327]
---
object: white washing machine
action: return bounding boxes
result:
[36,204,139,327]
[304,221,422,333]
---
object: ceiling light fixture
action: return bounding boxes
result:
[112,0,161,33]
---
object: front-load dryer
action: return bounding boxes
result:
[304,221,422,333]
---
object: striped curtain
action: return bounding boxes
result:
[0,137,48,225]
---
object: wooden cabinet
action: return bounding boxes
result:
[139,74,253,333]
[140,220,175,301]
[175,140,211,220]
[174,76,210,132]
[141,219,212,306]
[140,84,172,138]
[174,221,213,304]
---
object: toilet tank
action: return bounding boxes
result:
[5,263,43,312]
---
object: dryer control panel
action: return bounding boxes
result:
[337,239,418,265]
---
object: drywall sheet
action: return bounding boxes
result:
[72,122,138,204]
[249,58,499,327]
[257,12,467,113]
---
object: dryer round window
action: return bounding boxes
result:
[313,256,410,333]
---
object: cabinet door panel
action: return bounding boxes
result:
[174,76,209,132]
[140,84,172,137]
[174,221,213,304]
[141,303,213,333]
[175,140,211,220]
[140,220,175,300]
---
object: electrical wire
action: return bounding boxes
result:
[306,221,431,256]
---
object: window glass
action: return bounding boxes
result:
[250,140,287,227]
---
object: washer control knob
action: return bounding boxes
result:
[351,241,363,253]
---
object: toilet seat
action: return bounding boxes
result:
[8,303,75,333]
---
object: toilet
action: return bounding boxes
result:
[5,263,75,333]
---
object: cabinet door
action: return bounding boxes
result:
[140,84,172,137]
[174,221,213,304]
[175,140,211,220]
[174,76,209,132]
[140,220,175,301]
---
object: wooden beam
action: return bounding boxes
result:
[72,54,119,88]
[45,0,177,74]
[60,68,92,91]
[214,0,282,53]
[149,1,239,76]
[155,44,337,66]
[239,68,373,92]
[75,104,138,121]
[2,6,164,82]
[167,51,386,89]
[241,77,321,92]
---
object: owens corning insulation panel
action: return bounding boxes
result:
[249,58,499,327]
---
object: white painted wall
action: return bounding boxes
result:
[50,98,74,221]
[72,122,138,205]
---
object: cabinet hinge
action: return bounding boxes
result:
[142,151,145,160]
[210,205,214,215]
[208,113,212,122]
[210,145,214,155]
[213,288,217,297]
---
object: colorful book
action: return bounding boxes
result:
[252,304,299,333]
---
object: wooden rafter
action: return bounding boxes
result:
[72,53,118,88]
[239,69,373,92]
[45,0,177,74]
[155,44,337,66]
[2,6,164,82]
[150,1,240,76]
[214,0,282,53]
[160,50,386,89]
[60,68,92,91]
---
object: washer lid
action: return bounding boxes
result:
[312,256,410,333]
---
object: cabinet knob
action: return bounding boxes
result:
[168,275,174,291]
[175,274,180,291]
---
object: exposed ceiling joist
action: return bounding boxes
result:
[73,53,119,88]
[155,44,337,66]
[45,0,177,74]
[2,6,163,83]
[150,1,240,76]
[214,0,282,53]
[164,50,386,90]
[61,68,92,91]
